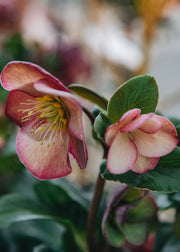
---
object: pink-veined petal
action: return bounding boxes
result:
[139,113,162,134]
[131,154,159,173]
[105,108,141,145]
[68,135,88,169]
[1,61,68,95]
[131,129,178,158]
[107,132,138,174]
[16,122,72,180]
[5,90,37,127]
[34,79,84,140]
[120,113,153,133]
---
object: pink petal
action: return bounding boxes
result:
[105,123,123,146]
[131,129,178,158]
[158,115,178,137]
[5,90,37,127]
[105,108,141,145]
[139,113,162,134]
[120,108,141,121]
[107,132,138,174]
[120,113,153,133]
[1,61,68,95]
[131,154,159,173]
[68,135,88,169]
[118,108,141,129]
[34,79,84,140]
[17,121,72,180]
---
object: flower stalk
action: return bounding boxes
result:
[87,172,105,252]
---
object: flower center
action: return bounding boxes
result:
[19,95,70,147]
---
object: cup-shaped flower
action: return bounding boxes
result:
[1,61,88,179]
[105,108,178,174]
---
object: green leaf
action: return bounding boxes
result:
[51,178,91,210]
[34,179,89,211]
[0,86,9,103]
[126,196,157,223]
[93,112,111,142]
[0,154,24,174]
[0,194,51,229]
[121,187,143,202]
[108,75,159,123]
[32,244,50,252]
[174,210,180,239]
[101,148,180,192]
[164,116,180,127]
[68,84,108,110]
[8,219,66,252]
[124,223,148,245]
[105,215,125,247]
[158,146,180,166]
[154,223,180,252]
[34,180,88,231]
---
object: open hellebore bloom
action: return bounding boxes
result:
[105,108,178,174]
[1,61,87,179]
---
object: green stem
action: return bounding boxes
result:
[82,106,108,251]
[87,172,106,252]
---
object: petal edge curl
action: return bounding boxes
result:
[1,61,68,94]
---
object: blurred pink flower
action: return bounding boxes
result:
[1,61,87,179]
[0,0,18,31]
[52,41,91,85]
[105,108,178,174]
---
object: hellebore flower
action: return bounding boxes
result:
[102,185,158,248]
[105,108,178,174]
[1,61,87,179]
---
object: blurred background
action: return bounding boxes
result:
[0,1,180,251]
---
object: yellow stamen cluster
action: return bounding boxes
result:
[18,95,70,147]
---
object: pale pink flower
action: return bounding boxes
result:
[105,108,178,174]
[1,61,87,179]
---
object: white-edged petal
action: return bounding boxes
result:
[105,123,122,146]
[1,61,68,95]
[120,108,141,121]
[107,132,138,174]
[16,121,72,180]
[105,108,141,145]
[131,129,178,158]
[139,113,162,134]
[120,113,153,133]
[131,154,159,173]
[157,115,178,137]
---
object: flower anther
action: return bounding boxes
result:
[1,61,88,179]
